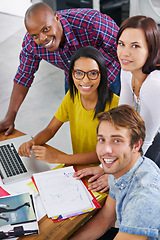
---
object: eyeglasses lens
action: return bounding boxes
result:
[74,70,99,80]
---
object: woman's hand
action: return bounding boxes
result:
[31,145,55,163]
[18,140,34,158]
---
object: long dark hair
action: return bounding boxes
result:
[116,15,160,74]
[69,46,113,118]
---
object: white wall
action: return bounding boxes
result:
[130,0,160,24]
[0,0,32,17]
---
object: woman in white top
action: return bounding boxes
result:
[73,15,160,192]
[117,15,160,163]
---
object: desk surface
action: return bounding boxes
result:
[0,129,107,240]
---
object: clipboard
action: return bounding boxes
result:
[32,166,101,221]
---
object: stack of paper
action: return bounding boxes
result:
[32,166,101,221]
[0,192,39,238]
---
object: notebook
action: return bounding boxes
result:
[32,166,101,220]
[0,135,50,184]
[0,192,39,238]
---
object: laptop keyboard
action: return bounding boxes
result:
[0,143,27,177]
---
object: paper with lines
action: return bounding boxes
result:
[33,166,100,219]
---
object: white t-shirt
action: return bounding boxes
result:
[119,69,160,154]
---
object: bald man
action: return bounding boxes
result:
[0,3,120,136]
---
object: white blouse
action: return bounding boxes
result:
[119,69,160,154]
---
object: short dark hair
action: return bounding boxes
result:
[97,105,146,155]
[25,3,54,24]
[68,46,113,118]
[116,15,160,74]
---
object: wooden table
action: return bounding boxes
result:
[0,129,107,240]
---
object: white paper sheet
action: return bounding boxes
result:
[33,166,95,218]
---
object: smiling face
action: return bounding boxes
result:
[96,121,140,179]
[117,28,149,74]
[25,9,64,51]
[72,57,101,98]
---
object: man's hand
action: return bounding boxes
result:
[0,116,15,136]
[88,174,109,193]
[73,166,109,192]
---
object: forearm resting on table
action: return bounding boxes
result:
[28,117,99,165]
[20,125,99,165]
[70,195,116,240]
[47,147,100,165]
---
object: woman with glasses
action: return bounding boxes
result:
[18,46,119,165]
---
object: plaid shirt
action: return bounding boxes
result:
[14,8,120,88]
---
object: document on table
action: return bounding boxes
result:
[33,166,100,219]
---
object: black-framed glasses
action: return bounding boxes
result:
[72,69,100,80]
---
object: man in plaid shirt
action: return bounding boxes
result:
[0,2,120,136]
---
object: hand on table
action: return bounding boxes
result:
[0,117,15,136]
[31,145,59,163]
[18,140,34,158]
[19,144,56,162]
[88,173,109,193]
[73,166,109,193]
[19,141,66,163]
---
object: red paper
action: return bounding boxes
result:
[0,186,10,197]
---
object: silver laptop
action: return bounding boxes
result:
[0,135,51,184]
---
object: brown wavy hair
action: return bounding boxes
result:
[116,15,160,74]
[97,105,146,155]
